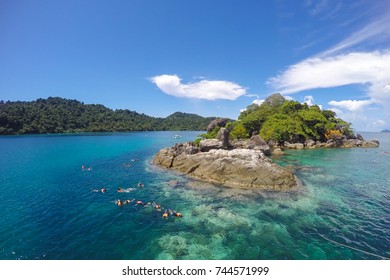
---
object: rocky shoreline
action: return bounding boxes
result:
[153,126,379,191]
[153,128,298,190]
[275,133,380,150]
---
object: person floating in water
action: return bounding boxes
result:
[137,182,144,188]
[101,188,107,193]
[135,200,144,206]
[174,212,183,218]
[116,199,123,206]
[117,187,136,193]
[152,202,161,210]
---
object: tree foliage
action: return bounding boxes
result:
[0,97,217,135]
[219,93,353,144]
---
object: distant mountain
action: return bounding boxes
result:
[160,112,217,131]
[381,129,390,133]
[0,97,220,135]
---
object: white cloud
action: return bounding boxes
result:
[150,74,247,100]
[252,99,265,106]
[303,95,315,106]
[245,94,259,98]
[303,95,322,109]
[373,119,386,126]
[328,99,375,111]
[267,7,390,131]
[268,50,390,95]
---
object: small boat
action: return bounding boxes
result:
[173,135,182,139]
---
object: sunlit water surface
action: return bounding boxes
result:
[0,131,389,259]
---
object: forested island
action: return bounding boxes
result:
[198,93,356,146]
[153,93,379,190]
[0,97,218,135]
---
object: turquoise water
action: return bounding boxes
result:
[0,131,389,260]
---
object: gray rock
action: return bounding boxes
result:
[199,139,224,152]
[230,140,247,149]
[325,140,335,148]
[272,148,284,155]
[362,140,380,147]
[153,147,297,190]
[305,139,316,148]
[216,127,231,148]
[248,135,271,155]
[207,118,227,133]
[284,142,304,149]
[356,134,364,141]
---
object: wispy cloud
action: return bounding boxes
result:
[268,50,390,96]
[150,74,247,100]
[328,99,375,111]
[268,3,390,131]
[305,0,329,16]
[320,12,390,56]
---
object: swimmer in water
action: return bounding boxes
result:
[101,188,107,193]
[135,200,144,206]
[117,187,124,193]
[162,211,169,218]
[152,202,161,210]
[116,199,123,206]
[174,212,183,218]
[137,182,144,188]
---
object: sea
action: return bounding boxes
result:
[0,131,389,260]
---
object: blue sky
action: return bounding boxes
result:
[1,0,390,131]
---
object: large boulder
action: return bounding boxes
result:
[248,135,271,155]
[216,127,231,148]
[199,139,224,152]
[305,139,316,148]
[153,146,297,190]
[284,142,304,149]
[361,140,380,147]
[207,118,228,133]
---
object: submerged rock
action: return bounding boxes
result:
[153,145,297,191]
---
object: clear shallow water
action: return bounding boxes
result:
[0,131,389,260]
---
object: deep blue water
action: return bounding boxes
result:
[0,131,389,260]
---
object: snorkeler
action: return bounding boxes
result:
[135,200,144,206]
[116,199,123,206]
[137,182,144,188]
[152,202,161,210]
[174,212,183,218]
